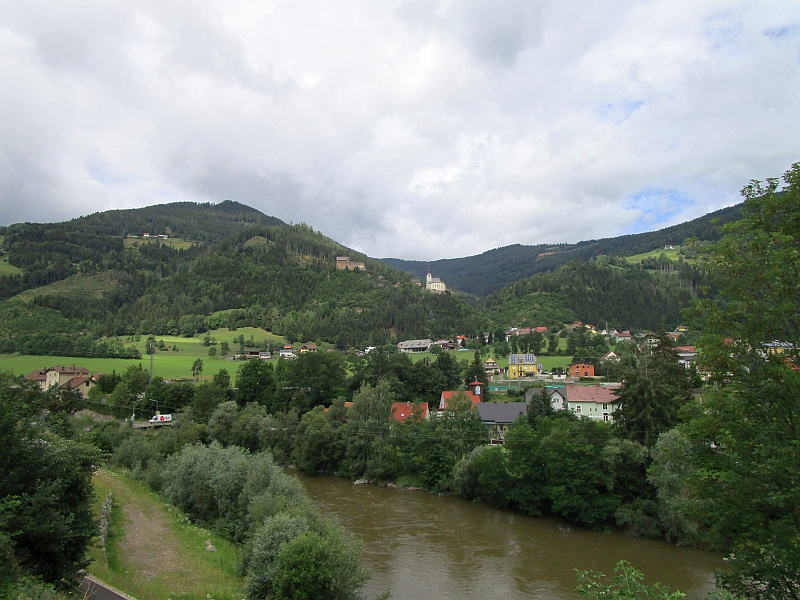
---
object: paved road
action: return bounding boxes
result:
[79,575,137,600]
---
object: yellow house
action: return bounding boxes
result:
[508,354,538,379]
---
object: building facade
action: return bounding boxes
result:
[508,353,539,378]
[425,271,446,293]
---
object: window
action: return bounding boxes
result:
[603,414,609,422]
[602,403,607,409]
[575,405,581,414]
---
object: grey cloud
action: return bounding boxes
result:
[0,1,798,261]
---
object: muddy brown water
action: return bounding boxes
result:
[294,472,724,600]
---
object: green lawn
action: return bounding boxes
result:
[0,258,22,275]
[89,469,242,600]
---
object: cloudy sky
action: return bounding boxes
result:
[1,1,798,259]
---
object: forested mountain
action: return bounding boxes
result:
[383,203,741,296]
[481,255,709,331]
[0,202,487,353]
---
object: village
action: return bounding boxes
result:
[23,319,700,445]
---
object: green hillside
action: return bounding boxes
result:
[482,255,708,331]
[383,203,741,296]
[0,202,487,355]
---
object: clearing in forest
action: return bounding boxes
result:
[88,469,242,600]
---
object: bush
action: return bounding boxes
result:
[272,530,367,600]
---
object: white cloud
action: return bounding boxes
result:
[0,0,798,259]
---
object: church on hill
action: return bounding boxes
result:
[426,271,446,293]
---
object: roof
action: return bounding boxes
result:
[440,390,480,409]
[476,402,528,425]
[391,401,429,422]
[509,353,537,365]
[564,385,620,404]
[397,339,433,349]
[61,374,93,389]
[50,365,89,374]
[24,370,48,381]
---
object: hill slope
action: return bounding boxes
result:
[383,203,741,296]
[0,202,487,352]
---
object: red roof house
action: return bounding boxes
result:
[438,381,484,410]
[390,401,430,422]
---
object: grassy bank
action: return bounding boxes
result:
[89,469,242,600]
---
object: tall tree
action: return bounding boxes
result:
[612,331,690,447]
[684,164,800,599]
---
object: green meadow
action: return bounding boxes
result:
[0,257,22,275]
[0,327,289,382]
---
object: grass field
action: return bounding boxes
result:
[124,237,196,250]
[624,246,687,264]
[0,258,22,275]
[0,327,289,382]
[89,469,242,600]
[14,272,116,301]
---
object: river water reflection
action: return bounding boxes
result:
[294,472,724,600]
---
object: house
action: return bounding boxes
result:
[667,332,682,342]
[615,331,632,344]
[505,327,532,340]
[439,381,484,410]
[24,365,97,398]
[390,401,430,423]
[676,325,689,333]
[299,343,318,353]
[336,256,366,271]
[564,385,620,422]
[279,345,295,358]
[433,339,457,351]
[425,271,446,293]
[543,387,567,411]
[508,354,538,379]
[570,361,595,378]
[397,339,433,353]
[476,402,528,442]
[600,351,619,362]
[483,358,500,375]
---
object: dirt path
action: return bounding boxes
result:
[118,490,185,579]
[89,469,242,600]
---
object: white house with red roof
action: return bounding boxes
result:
[439,381,484,410]
[563,384,620,422]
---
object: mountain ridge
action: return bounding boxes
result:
[381,203,742,296]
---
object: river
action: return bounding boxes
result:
[295,472,724,600]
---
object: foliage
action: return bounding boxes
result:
[272,530,367,600]
[575,560,685,599]
[612,331,691,447]
[682,164,800,599]
[0,373,100,587]
[483,258,706,332]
